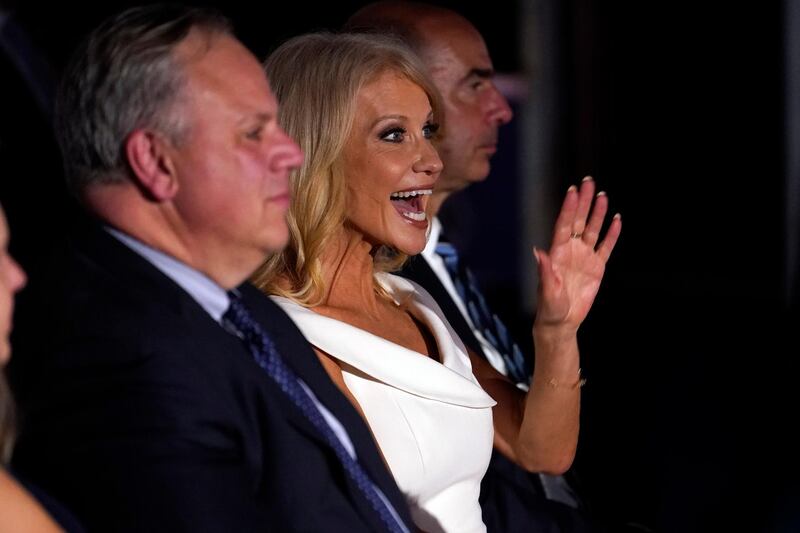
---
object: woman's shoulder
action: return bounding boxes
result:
[270,284,495,408]
[268,294,388,356]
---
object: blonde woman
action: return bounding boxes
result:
[255,32,620,533]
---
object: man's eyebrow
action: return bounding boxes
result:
[239,112,272,126]
[460,68,494,83]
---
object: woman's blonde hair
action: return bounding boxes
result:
[252,32,442,306]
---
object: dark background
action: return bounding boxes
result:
[2,1,798,532]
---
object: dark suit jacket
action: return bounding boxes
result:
[399,255,594,533]
[9,220,411,532]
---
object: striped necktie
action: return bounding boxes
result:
[435,240,531,386]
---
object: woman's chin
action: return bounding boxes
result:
[391,234,428,257]
[366,217,429,256]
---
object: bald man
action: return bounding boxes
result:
[346,3,598,533]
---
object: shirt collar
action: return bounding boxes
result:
[421,216,443,261]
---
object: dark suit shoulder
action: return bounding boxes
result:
[12,228,194,372]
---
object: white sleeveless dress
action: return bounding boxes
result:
[272,273,496,533]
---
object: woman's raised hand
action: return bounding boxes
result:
[532,177,621,332]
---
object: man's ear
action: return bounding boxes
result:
[124,129,180,201]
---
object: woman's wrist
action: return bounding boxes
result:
[531,322,580,381]
[532,320,578,345]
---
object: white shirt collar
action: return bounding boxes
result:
[421,216,443,261]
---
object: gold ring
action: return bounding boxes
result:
[570,232,583,239]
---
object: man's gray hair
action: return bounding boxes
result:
[55,4,231,195]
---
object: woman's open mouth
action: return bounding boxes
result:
[389,188,432,222]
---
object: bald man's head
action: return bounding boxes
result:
[344,1,459,56]
[345,2,513,214]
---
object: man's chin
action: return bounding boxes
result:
[264,235,290,256]
[467,163,491,184]
[468,153,494,181]
[439,167,490,192]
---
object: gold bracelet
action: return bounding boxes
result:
[545,368,586,390]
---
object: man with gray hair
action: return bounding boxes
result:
[346,2,598,532]
[9,5,412,532]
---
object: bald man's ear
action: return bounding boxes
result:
[124,129,180,202]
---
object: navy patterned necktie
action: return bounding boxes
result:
[435,240,531,385]
[222,293,409,533]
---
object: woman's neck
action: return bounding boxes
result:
[313,228,439,362]
[318,229,387,318]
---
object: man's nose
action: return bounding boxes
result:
[485,84,513,126]
[7,256,27,293]
[269,128,304,172]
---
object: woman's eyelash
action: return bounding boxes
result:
[380,127,406,142]
[380,122,439,142]
[424,122,440,136]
